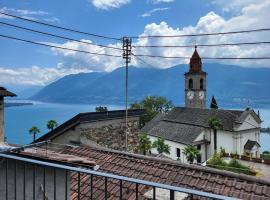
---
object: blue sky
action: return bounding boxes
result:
[0,0,270,86]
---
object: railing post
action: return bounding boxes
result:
[153,186,156,200]
[6,159,8,200]
[15,160,17,200]
[120,180,123,200]
[170,190,175,200]
[53,168,56,200]
[90,174,93,200]
[23,162,26,200]
[33,164,36,200]
[136,183,139,200]
[105,177,108,200]
[78,172,81,200]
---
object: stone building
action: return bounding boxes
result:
[36,109,145,151]
[0,87,16,144]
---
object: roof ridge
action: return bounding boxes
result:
[73,145,270,186]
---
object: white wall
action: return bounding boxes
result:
[149,135,189,163]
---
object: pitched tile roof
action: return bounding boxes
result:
[142,107,261,144]
[57,146,270,200]
[35,109,145,142]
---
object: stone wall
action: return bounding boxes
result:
[51,116,141,152]
[80,118,140,152]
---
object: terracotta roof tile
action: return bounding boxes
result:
[20,145,270,199]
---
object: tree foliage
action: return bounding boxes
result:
[29,126,40,142]
[152,137,170,155]
[208,117,223,130]
[138,133,152,155]
[47,120,58,131]
[210,96,218,109]
[95,106,108,112]
[131,96,174,127]
[183,145,200,164]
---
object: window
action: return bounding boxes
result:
[188,79,193,89]
[176,148,181,158]
[200,78,204,90]
[197,145,201,150]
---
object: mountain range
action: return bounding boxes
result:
[30,64,270,108]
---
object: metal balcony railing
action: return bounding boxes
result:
[0,153,239,200]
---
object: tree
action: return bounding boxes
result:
[210,96,218,109]
[47,120,58,131]
[138,133,152,155]
[208,117,223,151]
[95,106,108,112]
[130,96,174,127]
[183,145,200,164]
[152,137,170,155]
[29,126,40,143]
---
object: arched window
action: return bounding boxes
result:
[200,78,204,90]
[189,79,193,89]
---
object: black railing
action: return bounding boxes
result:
[0,153,239,200]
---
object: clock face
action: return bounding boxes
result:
[187,91,194,100]
[199,91,205,100]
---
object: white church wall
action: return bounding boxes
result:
[148,135,189,163]
[235,114,260,131]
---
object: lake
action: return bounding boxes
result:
[3,102,270,152]
[4,101,122,144]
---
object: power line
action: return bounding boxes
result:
[0,21,123,51]
[0,22,122,51]
[0,12,121,41]
[133,41,270,48]
[131,28,270,39]
[0,34,122,58]
[133,54,270,60]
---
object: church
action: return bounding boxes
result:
[142,47,262,163]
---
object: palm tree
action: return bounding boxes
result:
[183,145,200,164]
[138,133,152,155]
[208,117,223,151]
[29,126,40,143]
[152,137,170,155]
[47,120,58,131]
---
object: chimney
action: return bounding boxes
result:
[0,87,16,144]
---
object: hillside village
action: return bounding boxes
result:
[1,47,270,199]
[1,0,270,199]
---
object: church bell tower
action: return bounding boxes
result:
[184,46,207,109]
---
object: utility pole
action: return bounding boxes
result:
[122,37,132,151]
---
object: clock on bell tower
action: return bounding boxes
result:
[184,46,207,109]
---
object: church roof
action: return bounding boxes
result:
[142,107,261,145]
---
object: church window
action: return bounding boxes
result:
[176,148,181,158]
[189,79,193,89]
[200,78,204,90]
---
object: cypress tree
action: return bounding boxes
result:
[210,96,218,109]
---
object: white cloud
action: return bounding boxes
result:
[0,66,91,86]
[0,7,60,23]
[212,0,266,13]
[2,0,270,86]
[49,0,270,72]
[89,0,131,10]
[151,0,174,4]
[140,7,169,17]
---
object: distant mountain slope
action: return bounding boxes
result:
[31,64,270,108]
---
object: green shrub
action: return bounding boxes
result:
[207,153,256,176]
